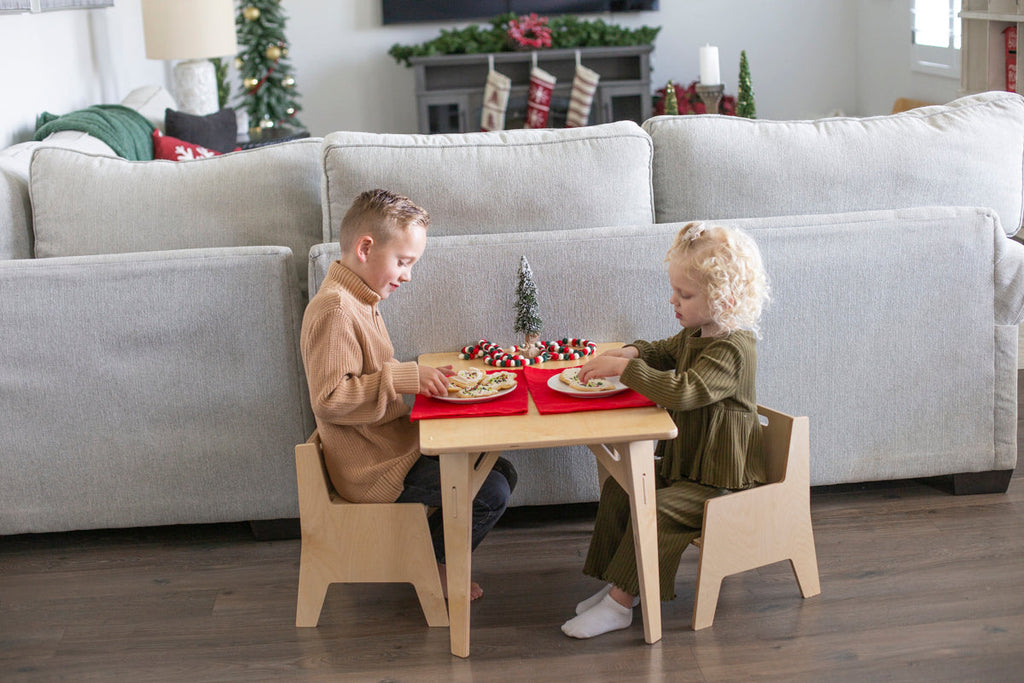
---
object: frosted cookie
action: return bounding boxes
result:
[559,367,616,392]
[479,370,517,391]
[455,384,499,399]
[449,367,486,390]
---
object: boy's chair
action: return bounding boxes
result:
[294,431,449,628]
[689,405,820,630]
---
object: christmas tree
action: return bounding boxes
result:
[664,79,679,115]
[236,1,303,133]
[514,256,543,349]
[737,51,756,119]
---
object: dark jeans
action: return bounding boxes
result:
[396,455,513,564]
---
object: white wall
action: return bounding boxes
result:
[856,0,961,115]
[0,0,967,148]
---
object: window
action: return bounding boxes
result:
[912,0,962,78]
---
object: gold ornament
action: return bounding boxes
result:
[265,45,282,61]
[243,77,259,90]
[260,117,274,129]
[242,5,260,21]
[234,57,243,70]
[282,76,295,88]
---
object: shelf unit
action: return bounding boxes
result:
[408,45,653,134]
[961,0,1024,94]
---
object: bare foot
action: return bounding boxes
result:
[438,563,483,601]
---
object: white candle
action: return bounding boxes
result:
[699,44,721,85]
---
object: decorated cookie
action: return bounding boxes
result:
[559,367,616,392]
[450,367,486,389]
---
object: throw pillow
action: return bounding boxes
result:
[164,107,237,153]
[152,129,223,161]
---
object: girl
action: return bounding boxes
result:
[562,221,770,639]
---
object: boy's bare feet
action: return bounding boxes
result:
[438,563,483,601]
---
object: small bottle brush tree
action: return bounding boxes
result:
[737,50,756,119]
[664,79,680,115]
[514,255,543,356]
[236,1,303,133]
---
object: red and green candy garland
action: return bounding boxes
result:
[459,338,597,367]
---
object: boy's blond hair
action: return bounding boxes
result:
[338,189,430,252]
[667,222,770,335]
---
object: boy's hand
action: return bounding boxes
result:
[578,355,629,384]
[601,346,639,360]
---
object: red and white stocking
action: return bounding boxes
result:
[565,63,600,128]
[481,68,511,132]
[524,66,556,129]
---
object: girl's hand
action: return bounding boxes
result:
[578,355,629,384]
[601,345,639,360]
[418,365,450,397]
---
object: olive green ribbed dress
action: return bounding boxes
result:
[582,327,767,600]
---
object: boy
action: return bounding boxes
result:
[300,189,515,600]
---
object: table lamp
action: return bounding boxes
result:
[141,0,237,115]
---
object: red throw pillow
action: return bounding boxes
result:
[152,129,225,161]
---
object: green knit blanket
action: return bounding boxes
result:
[34,104,155,161]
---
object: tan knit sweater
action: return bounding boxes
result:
[299,262,421,503]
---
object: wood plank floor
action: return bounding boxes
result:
[2,469,1022,682]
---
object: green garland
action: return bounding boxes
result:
[388,13,660,67]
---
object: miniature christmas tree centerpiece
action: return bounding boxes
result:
[514,255,543,357]
[737,50,756,119]
[664,79,680,115]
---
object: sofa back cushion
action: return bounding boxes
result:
[644,91,1024,235]
[320,121,654,243]
[1,133,117,260]
[29,139,323,293]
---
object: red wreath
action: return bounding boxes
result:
[507,13,552,49]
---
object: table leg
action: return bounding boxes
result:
[621,439,662,644]
[590,440,662,644]
[438,451,473,658]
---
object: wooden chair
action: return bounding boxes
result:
[294,431,449,628]
[690,405,821,630]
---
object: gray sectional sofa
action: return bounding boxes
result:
[3,89,1023,536]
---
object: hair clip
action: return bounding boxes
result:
[684,223,706,242]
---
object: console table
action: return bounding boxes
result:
[409,45,653,133]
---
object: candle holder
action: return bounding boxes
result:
[695,83,725,114]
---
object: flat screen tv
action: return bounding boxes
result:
[382,1,658,25]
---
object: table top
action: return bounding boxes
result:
[417,343,678,455]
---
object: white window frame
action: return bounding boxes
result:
[911,0,962,79]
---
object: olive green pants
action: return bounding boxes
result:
[582,476,727,600]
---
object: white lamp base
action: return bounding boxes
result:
[172,58,219,115]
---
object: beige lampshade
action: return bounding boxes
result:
[142,0,238,60]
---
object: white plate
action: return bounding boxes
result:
[547,373,628,398]
[433,384,517,404]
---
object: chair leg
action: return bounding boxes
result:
[692,547,723,631]
[788,528,821,598]
[412,581,450,627]
[295,552,330,628]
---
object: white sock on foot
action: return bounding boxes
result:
[561,593,634,639]
[575,584,612,615]
[576,584,640,615]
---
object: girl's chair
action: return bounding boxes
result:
[293,431,449,628]
[690,406,820,629]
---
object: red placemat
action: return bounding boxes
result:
[523,366,656,415]
[410,370,528,421]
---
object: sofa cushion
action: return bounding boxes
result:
[165,107,238,153]
[320,120,654,243]
[29,139,323,294]
[120,85,177,132]
[643,91,1024,236]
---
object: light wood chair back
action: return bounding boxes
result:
[294,431,449,628]
[690,405,821,630]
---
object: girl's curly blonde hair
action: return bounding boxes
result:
[667,222,770,336]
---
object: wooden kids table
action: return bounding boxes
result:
[417,344,678,658]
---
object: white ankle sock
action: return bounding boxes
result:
[575,584,612,615]
[561,593,634,639]
[576,584,640,615]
